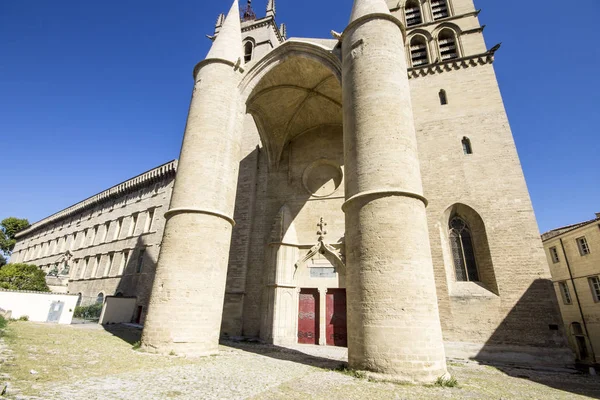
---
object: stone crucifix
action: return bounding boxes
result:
[317,217,327,242]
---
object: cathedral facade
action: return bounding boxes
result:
[12,0,572,383]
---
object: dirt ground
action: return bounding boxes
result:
[2,321,600,399]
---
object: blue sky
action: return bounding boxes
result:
[1,0,598,234]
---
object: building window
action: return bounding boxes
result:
[136,249,145,273]
[105,253,114,277]
[589,277,600,302]
[119,250,129,275]
[558,281,572,305]
[439,89,448,105]
[102,222,110,243]
[549,246,560,263]
[431,0,450,20]
[90,225,98,246]
[144,209,155,233]
[577,237,590,256]
[128,214,138,237]
[462,137,472,155]
[91,255,101,278]
[82,229,88,248]
[96,292,104,305]
[114,218,123,240]
[244,41,253,63]
[60,235,67,252]
[438,29,458,61]
[405,0,423,26]
[449,217,479,282]
[70,233,76,250]
[80,257,89,279]
[410,36,429,67]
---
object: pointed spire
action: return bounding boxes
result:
[349,0,390,23]
[241,0,256,22]
[279,23,287,39]
[206,0,243,64]
[214,13,225,35]
[266,0,276,17]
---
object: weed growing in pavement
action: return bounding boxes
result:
[435,375,459,388]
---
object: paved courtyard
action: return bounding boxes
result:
[2,322,600,399]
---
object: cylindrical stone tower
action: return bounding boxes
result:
[341,0,448,382]
[141,0,244,356]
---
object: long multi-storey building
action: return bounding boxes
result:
[11,161,177,322]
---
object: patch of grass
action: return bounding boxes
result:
[0,315,7,329]
[3,322,193,397]
[435,375,459,388]
[18,315,29,321]
[334,365,367,379]
[132,341,142,350]
[447,361,464,367]
[169,350,177,356]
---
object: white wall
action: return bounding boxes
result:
[0,289,78,324]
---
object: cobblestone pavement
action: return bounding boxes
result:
[3,322,600,399]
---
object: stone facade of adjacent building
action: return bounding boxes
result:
[542,213,600,363]
[11,161,177,323]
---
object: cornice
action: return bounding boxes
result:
[16,160,178,239]
[408,51,495,79]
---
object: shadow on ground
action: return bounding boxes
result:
[221,339,346,370]
[478,361,600,399]
[102,323,142,346]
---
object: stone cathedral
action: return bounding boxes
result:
[11,0,573,383]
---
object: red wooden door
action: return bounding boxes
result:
[298,289,319,344]
[326,289,347,347]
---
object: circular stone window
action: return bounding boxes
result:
[302,159,343,198]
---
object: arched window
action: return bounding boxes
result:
[244,41,254,63]
[96,292,104,304]
[439,89,448,105]
[410,36,429,67]
[405,0,422,26]
[449,217,479,282]
[438,29,458,61]
[431,0,450,20]
[462,137,473,154]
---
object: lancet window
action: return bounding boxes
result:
[439,89,448,105]
[244,41,254,63]
[462,137,472,154]
[449,217,479,282]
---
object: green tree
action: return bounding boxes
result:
[0,217,30,261]
[0,263,50,292]
[0,254,6,268]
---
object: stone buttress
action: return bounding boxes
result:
[141,0,245,356]
[341,0,448,382]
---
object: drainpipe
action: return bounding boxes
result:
[560,238,597,362]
